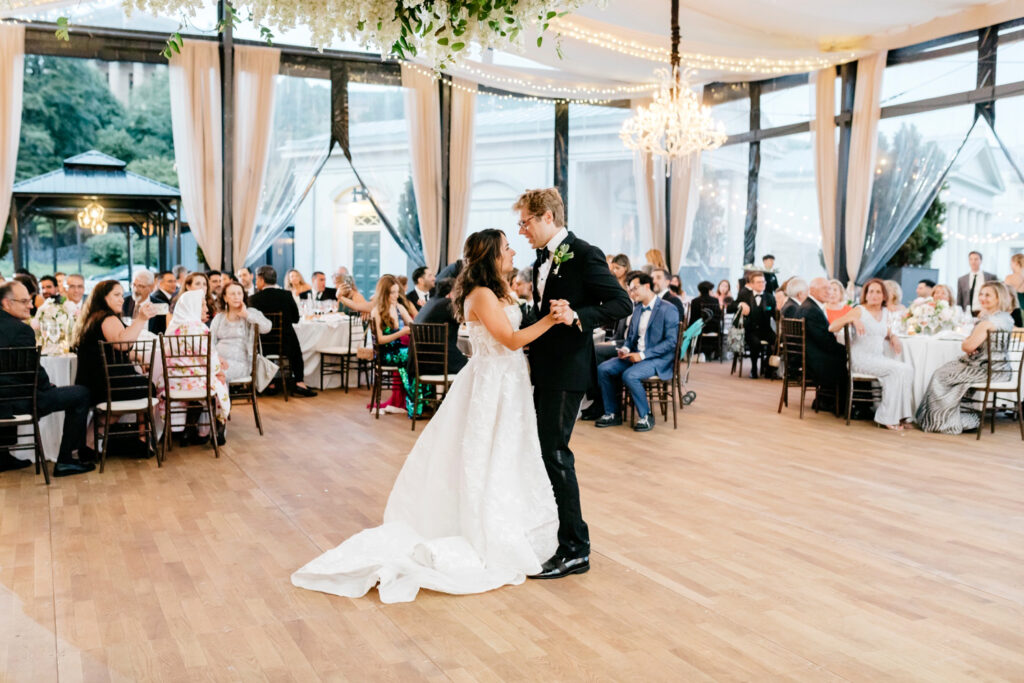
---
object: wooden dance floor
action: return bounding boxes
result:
[2,362,1023,681]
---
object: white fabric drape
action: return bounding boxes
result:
[231,45,279,269]
[811,67,838,277]
[402,63,444,270]
[0,24,24,238]
[169,40,223,268]
[630,99,665,255]
[843,51,886,285]
[447,78,476,264]
[669,153,702,272]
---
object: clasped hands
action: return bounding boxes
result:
[616,346,642,364]
[547,299,575,326]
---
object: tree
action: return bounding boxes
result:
[127,157,179,188]
[96,126,138,163]
[87,232,129,268]
[887,191,946,267]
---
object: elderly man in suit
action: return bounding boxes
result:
[957,251,998,317]
[799,277,847,409]
[781,278,808,319]
[249,266,317,397]
[299,271,337,303]
[148,270,177,335]
[595,271,680,432]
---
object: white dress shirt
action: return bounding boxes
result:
[415,287,430,303]
[536,227,569,300]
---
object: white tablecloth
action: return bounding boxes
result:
[294,317,364,389]
[12,354,78,463]
[896,334,965,413]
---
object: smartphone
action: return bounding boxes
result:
[151,302,169,315]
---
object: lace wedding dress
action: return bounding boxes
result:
[292,304,558,603]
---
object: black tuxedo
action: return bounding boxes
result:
[406,288,429,310]
[148,288,174,335]
[530,231,632,559]
[735,286,776,377]
[0,311,90,463]
[300,287,337,302]
[798,297,847,391]
[764,271,779,298]
[410,297,467,376]
[781,298,801,320]
[249,287,305,383]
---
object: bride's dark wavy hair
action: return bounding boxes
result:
[452,229,512,323]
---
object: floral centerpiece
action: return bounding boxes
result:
[34,299,74,355]
[900,298,957,336]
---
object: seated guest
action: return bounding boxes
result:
[55,272,67,297]
[781,278,808,319]
[206,270,224,299]
[800,277,848,400]
[669,275,683,297]
[170,272,214,325]
[917,282,1015,434]
[370,274,416,415]
[512,268,535,318]
[210,282,273,383]
[157,290,231,445]
[828,279,913,430]
[63,274,86,317]
[299,271,337,303]
[884,280,906,314]
[825,278,852,324]
[915,279,935,302]
[715,279,734,311]
[931,284,955,307]
[406,266,435,310]
[408,278,467,377]
[595,271,679,432]
[0,281,94,476]
[14,274,41,316]
[736,270,776,379]
[236,267,256,296]
[645,248,667,271]
[652,268,686,321]
[172,265,189,294]
[149,270,177,335]
[437,258,464,281]
[609,254,631,290]
[335,267,373,314]
[39,275,64,303]
[249,266,317,397]
[72,279,157,407]
[285,269,312,306]
[123,270,155,319]
[688,280,722,332]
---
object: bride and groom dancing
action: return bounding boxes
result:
[292,188,632,603]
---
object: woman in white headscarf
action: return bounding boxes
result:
[155,290,231,445]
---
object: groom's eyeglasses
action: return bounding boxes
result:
[517,214,541,229]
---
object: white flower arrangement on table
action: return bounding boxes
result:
[34,299,73,356]
[900,297,958,336]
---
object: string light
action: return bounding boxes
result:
[449,61,658,97]
[400,61,617,105]
[551,18,855,76]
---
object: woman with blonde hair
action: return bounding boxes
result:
[931,283,955,306]
[285,269,312,305]
[883,279,905,314]
[645,249,667,271]
[825,278,852,324]
[1004,253,1024,311]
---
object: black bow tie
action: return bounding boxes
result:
[536,247,550,263]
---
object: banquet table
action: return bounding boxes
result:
[895,333,966,413]
[294,315,363,389]
[13,354,78,463]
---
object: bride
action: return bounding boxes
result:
[292,229,564,603]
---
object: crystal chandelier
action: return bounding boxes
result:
[620,0,727,173]
[77,200,108,235]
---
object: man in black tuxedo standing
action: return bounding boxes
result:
[249,266,318,397]
[761,254,779,299]
[299,271,337,303]
[148,270,177,335]
[735,270,776,379]
[409,278,467,376]
[799,277,847,403]
[517,188,632,580]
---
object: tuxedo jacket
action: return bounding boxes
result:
[0,310,51,392]
[248,287,301,357]
[780,298,801,320]
[529,232,633,392]
[300,287,337,302]
[764,271,779,298]
[623,298,680,381]
[956,271,997,310]
[411,297,467,375]
[797,297,846,387]
[406,288,429,310]
[148,288,174,335]
[735,287,774,335]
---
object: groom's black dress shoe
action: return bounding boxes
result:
[528,555,590,580]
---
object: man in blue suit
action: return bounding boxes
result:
[595,271,680,432]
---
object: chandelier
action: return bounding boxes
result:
[620,0,727,173]
[77,200,108,235]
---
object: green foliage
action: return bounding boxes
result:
[95,126,137,162]
[127,157,178,187]
[887,191,947,268]
[87,233,129,268]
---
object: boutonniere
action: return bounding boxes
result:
[552,244,574,276]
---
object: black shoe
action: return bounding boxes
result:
[53,461,95,477]
[595,414,622,428]
[633,414,654,432]
[0,450,32,471]
[579,407,604,421]
[528,554,590,580]
[749,370,759,379]
[291,384,318,398]
[216,425,226,446]
[77,446,99,464]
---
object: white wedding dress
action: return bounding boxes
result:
[291,304,559,603]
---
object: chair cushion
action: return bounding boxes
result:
[0,414,33,424]
[320,346,354,356]
[166,388,210,400]
[417,374,456,383]
[228,376,253,385]
[95,397,159,412]
[851,372,878,380]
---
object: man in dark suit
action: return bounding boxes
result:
[405,266,435,310]
[518,187,632,579]
[762,254,779,298]
[148,270,177,335]
[956,251,998,316]
[0,281,94,476]
[651,268,687,322]
[595,271,679,432]
[249,266,317,397]
[735,270,776,379]
[799,277,847,401]
[408,278,467,377]
[299,271,337,303]
[781,277,807,319]
[123,270,155,319]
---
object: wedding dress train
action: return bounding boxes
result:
[292,305,558,603]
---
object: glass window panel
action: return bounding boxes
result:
[682,143,748,295]
[756,133,824,283]
[709,88,750,136]
[467,94,554,272]
[996,31,1024,86]
[760,82,812,129]
[567,104,645,265]
[880,51,978,107]
[2,0,219,35]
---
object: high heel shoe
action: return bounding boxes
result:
[876,422,901,431]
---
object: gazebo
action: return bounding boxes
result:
[9,150,182,275]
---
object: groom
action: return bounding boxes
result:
[517,188,633,579]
